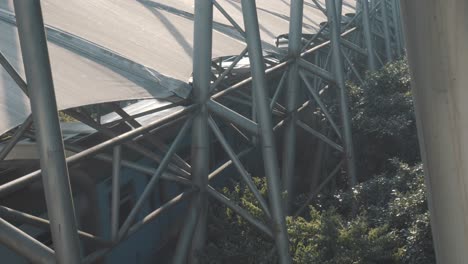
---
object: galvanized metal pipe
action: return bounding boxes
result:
[207,186,273,237]
[110,104,192,174]
[207,99,259,135]
[298,58,335,83]
[66,146,193,187]
[14,1,81,263]
[208,117,271,218]
[172,203,199,264]
[210,27,358,102]
[111,146,121,242]
[300,71,342,138]
[0,50,28,95]
[270,70,288,110]
[400,1,468,262]
[189,0,213,261]
[208,147,254,181]
[380,0,393,61]
[212,0,246,39]
[0,206,111,248]
[210,47,249,93]
[240,0,292,262]
[0,218,56,264]
[0,106,194,198]
[282,0,304,213]
[326,0,357,187]
[341,48,364,85]
[117,119,193,240]
[296,120,344,152]
[67,109,190,177]
[390,0,402,57]
[361,0,377,71]
[0,115,32,161]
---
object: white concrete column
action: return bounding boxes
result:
[400,1,468,263]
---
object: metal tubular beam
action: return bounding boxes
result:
[0,51,28,95]
[208,147,254,181]
[0,115,33,161]
[340,38,367,56]
[207,99,259,135]
[111,146,121,241]
[395,0,405,51]
[13,1,82,263]
[298,59,335,83]
[211,28,357,101]
[0,106,194,198]
[208,117,271,218]
[0,206,111,248]
[312,0,327,16]
[240,0,292,262]
[228,123,251,143]
[210,47,249,92]
[400,1,468,262]
[212,0,246,39]
[282,0,303,213]
[66,146,193,187]
[326,0,357,187]
[0,218,56,264]
[270,70,288,110]
[273,100,312,132]
[341,48,364,85]
[296,120,344,152]
[129,189,197,235]
[337,0,343,20]
[390,0,402,57]
[172,203,199,264]
[189,0,213,261]
[380,0,392,61]
[67,109,190,177]
[110,104,192,174]
[117,119,192,240]
[361,0,377,71]
[300,71,342,139]
[301,23,327,52]
[207,186,273,237]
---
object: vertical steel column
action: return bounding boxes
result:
[111,146,122,241]
[326,0,357,187]
[395,0,405,50]
[362,0,377,71]
[400,0,468,263]
[282,0,303,213]
[240,1,292,263]
[380,0,392,61]
[390,0,402,57]
[189,0,213,262]
[14,1,81,264]
[336,0,343,22]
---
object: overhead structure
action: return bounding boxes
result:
[0,0,407,263]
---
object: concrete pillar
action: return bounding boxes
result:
[400,1,468,263]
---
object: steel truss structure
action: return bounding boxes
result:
[0,0,406,263]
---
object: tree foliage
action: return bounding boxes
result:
[349,60,419,180]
